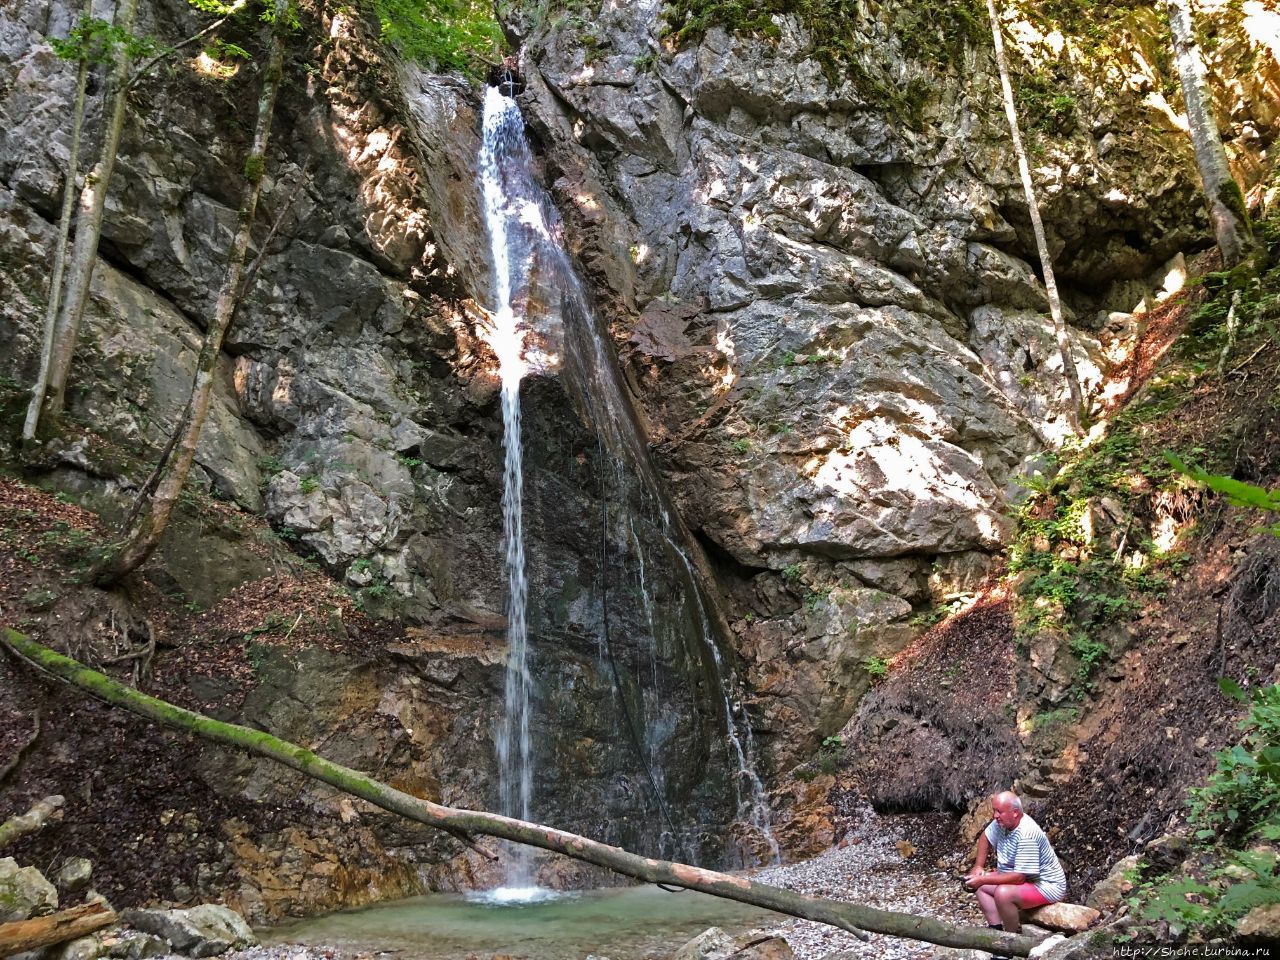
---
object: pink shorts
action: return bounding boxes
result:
[1013,883,1053,908]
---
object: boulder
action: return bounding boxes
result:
[0,857,58,922]
[673,926,795,960]
[120,905,257,957]
[1236,902,1280,946]
[1142,834,1189,873]
[1085,855,1138,914]
[1025,902,1100,933]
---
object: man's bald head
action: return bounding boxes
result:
[991,791,1024,829]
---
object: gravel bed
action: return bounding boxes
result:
[753,802,981,960]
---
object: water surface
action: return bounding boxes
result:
[264,885,774,959]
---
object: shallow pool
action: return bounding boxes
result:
[263,885,775,959]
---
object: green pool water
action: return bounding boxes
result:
[263,885,775,959]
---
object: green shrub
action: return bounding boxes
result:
[863,655,889,680]
[1189,681,1280,843]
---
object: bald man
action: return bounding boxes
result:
[964,791,1067,935]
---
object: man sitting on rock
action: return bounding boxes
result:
[964,790,1067,934]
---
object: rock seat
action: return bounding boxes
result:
[1024,902,1100,933]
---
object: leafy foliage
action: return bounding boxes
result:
[862,655,889,680]
[1132,686,1280,937]
[1166,455,1280,537]
[369,0,503,74]
[51,16,162,64]
[1188,682,1280,844]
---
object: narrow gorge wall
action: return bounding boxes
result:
[504,0,1280,772]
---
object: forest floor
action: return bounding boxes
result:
[0,475,411,907]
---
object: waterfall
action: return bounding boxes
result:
[477,80,778,881]
[479,84,536,892]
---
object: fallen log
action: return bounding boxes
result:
[1,628,1042,957]
[0,795,64,850]
[0,902,115,958]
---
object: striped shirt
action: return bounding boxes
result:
[984,814,1067,902]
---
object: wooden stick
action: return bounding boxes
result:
[0,903,115,958]
[0,795,64,851]
[0,629,1042,956]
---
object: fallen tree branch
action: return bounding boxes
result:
[0,710,40,786]
[0,629,1042,956]
[0,902,115,958]
[0,795,64,851]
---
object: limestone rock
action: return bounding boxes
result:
[1025,902,1101,933]
[1142,834,1189,873]
[1085,855,1138,914]
[56,858,93,893]
[0,857,58,922]
[1237,903,1280,946]
[673,927,795,960]
[121,904,257,957]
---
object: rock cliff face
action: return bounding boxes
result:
[506,0,1279,768]
[0,0,738,918]
[1,0,1277,922]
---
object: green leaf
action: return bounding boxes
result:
[1219,677,1247,701]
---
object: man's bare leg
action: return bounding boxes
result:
[993,885,1028,933]
[975,885,1001,925]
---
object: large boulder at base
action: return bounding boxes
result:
[0,857,58,921]
[120,905,257,957]
[1026,902,1101,933]
[1237,903,1280,946]
[1085,855,1138,914]
[673,927,795,960]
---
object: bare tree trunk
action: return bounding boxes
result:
[23,0,94,442]
[93,0,289,588]
[1166,0,1257,270]
[0,795,64,850]
[0,903,115,958]
[40,0,142,428]
[0,628,1045,958]
[985,0,1085,436]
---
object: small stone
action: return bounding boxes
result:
[57,858,93,893]
[1086,855,1138,913]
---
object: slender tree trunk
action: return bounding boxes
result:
[23,0,94,442]
[93,0,289,588]
[985,0,1085,436]
[1166,0,1257,269]
[0,629,1045,958]
[41,0,141,426]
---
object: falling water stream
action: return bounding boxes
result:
[477,81,777,891]
[479,83,539,897]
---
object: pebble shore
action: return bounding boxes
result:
[754,803,979,959]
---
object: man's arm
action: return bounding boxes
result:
[965,833,1037,887]
[964,834,991,884]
